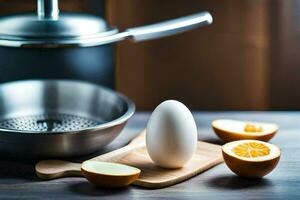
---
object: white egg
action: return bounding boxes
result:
[146,100,198,168]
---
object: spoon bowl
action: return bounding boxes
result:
[81,161,140,187]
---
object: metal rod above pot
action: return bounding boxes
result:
[37,0,59,20]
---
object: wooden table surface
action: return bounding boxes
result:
[0,112,298,199]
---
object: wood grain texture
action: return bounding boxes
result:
[36,131,146,179]
[36,130,223,189]
[270,0,300,110]
[0,112,299,199]
[108,0,270,110]
[120,141,222,188]
[36,160,82,179]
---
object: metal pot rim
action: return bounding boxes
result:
[0,79,136,135]
[0,13,120,48]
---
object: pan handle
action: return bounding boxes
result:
[10,11,212,47]
[125,11,212,42]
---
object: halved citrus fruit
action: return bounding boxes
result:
[81,161,140,187]
[212,119,279,142]
[222,140,280,178]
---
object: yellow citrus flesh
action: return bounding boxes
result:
[244,123,263,133]
[232,142,270,158]
[222,140,281,178]
[212,119,279,142]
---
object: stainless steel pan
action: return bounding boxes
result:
[0,80,135,158]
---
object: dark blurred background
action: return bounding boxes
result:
[1,0,299,111]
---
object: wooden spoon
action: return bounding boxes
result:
[35,130,146,180]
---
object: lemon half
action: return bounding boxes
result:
[212,119,279,142]
[222,140,281,178]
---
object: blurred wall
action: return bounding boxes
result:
[0,0,105,16]
[108,0,270,110]
[2,0,300,110]
[270,0,300,110]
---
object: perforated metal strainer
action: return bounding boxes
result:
[0,80,135,158]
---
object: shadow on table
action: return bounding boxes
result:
[0,157,39,181]
[68,181,132,197]
[201,138,224,145]
[206,175,273,190]
[0,137,133,181]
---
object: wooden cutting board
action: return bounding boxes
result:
[36,130,223,189]
[116,141,223,188]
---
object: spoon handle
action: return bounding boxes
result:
[36,160,82,179]
[36,130,146,179]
